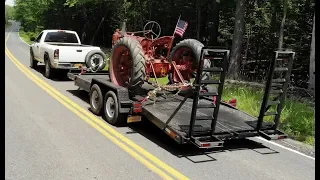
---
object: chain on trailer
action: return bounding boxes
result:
[139,62,194,104]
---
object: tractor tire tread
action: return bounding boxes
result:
[111,37,146,91]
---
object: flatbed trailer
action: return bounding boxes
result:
[67,48,295,148]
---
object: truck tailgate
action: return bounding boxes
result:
[57,46,98,63]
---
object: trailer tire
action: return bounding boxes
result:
[30,50,38,69]
[85,50,106,71]
[89,84,104,115]
[103,90,126,125]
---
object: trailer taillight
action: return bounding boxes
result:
[54,49,59,59]
[201,143,211,147]
[133,102,142,113]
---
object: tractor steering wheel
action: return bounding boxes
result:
[143,21,161,40]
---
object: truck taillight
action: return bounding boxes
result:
[54,49,59,59]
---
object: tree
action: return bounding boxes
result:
[308,13,315,94]
[227,0,245,79]
[278,0,288,50]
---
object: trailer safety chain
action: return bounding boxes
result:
[140,81,192,105]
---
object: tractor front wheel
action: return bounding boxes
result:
[109,37,146,92]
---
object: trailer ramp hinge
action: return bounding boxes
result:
[190,136,224,148]
[258,129,287,140]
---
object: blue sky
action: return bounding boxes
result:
[5,0,15,6]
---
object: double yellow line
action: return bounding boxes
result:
[5,24,189,180]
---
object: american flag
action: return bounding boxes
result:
[174,19,188,37]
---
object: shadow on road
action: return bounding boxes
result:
[66,87,280,163]
[127,120,279,163]
[32,64,72,82]
[67,89,90,104]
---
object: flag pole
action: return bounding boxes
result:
[172,14,181,37]
[167,15,181,59]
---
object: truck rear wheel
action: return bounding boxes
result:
[30,51,38,69]
[109,37,146,92]
[44,58,55,79]
[103,90,126,125]
[89,84,104,115]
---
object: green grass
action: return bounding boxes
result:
[222,84,315,146]
[5,21,12,29]
[19,30,34,45]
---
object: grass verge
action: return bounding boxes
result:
[5,22,12,30]
[21,32,315,146]
[19,30,34,45]
[223,84,314,146]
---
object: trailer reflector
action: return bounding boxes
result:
[277,135,286,139]
[127,115,142,123]
[165,128,177,139]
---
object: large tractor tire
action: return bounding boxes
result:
[109,37,146,92]
[168,39,210,83]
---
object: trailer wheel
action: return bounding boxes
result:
[103,90,125,125]
[30,50,38,69]
[89,84,104,115]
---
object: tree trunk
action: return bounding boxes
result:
[148,0,152,20]
[244,25,250,62]
[308,14,315,94]
[90,11,108,45]
[196,0,201,40]
[227,0,245,79]
[209,0,219,46]
[199,2,208,44]
[278,0,287,50]
[270,0,277,34]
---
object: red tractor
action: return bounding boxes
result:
[110,21,208,92]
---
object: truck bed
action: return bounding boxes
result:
[69,72,272,141]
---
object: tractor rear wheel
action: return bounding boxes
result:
[168,39,205,82]
[109,37,146,91]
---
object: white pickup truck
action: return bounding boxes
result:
[29,30,106,79]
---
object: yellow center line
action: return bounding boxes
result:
[5,23,190,180]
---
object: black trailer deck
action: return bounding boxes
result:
[68,71,274,144]
[67,48,293,148]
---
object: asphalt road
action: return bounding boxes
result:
[5,21,315,180]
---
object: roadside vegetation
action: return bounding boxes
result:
[5,4,14,29]
[5,21,12,29]
[15,0,314,146]
[223,84,315,146]
[19,29,38,45]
